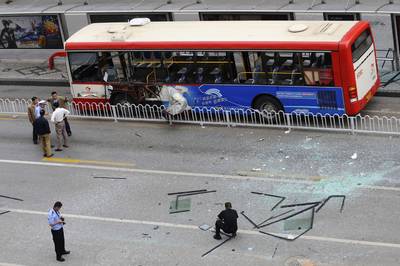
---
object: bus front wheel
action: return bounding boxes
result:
[253,95,283,118]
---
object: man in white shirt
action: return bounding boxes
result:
[51,102,70,151]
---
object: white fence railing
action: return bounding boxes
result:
[2,98,400,136]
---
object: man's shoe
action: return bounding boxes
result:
[67,133,72,137]
[56,257,65,262]
[55,149,62,152]
[62,250,70,255]
[63,145,69,148]
[45,154,54,158]
[231,232,237,238]
[213,234,222,240]
[33,141,38,145]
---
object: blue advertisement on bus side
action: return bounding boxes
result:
[162,84,345,115]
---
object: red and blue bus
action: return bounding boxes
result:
[50,19,379,115]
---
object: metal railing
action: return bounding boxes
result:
[376,48,396,71]
[2,98,400,136]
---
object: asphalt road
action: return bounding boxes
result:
[0,116,399,266]
[0,84,399,118]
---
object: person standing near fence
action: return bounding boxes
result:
[48,201,70,262]
[51,102,70,151]
[28,96,39,144]
[34,109,53,158]
[48,91,72,136]
[36,100,47,119]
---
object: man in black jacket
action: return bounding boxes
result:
[34,109,53,157]
[214,202,238,240]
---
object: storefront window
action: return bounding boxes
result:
[0,15,63,49]
[89,13,171,23]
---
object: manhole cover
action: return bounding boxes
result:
[285,256,315,266]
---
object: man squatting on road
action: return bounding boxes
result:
[214,202,239,240]
[48,201,70,262]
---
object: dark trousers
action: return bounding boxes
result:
[215,220,236,236]
[32,124,38,143]
[64,117,71,135]
[51,228,65,258]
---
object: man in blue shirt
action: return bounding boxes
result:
[48,201,70,262]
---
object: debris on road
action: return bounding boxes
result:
[168,189,217,214]
[241,192,346,242]
[0,194,23,201]
[199,224,211,231]
[351,153,357,159]
[93,176,127,180]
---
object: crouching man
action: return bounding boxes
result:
[214,202,238,240]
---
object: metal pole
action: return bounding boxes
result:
[350,116,355,135]
[111,105,118,123]
[225,110,231,128]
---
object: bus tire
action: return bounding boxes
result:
[253,95,283,118]
[112,93,134,106]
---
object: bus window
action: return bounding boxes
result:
[246,52,267,84]
[303,52,334,86]
[126,51,162,83]
[69,52,102,82]
[267,51,303,85]
[98,52,117,81]
[109,52,127,82]
[194,51,235,84]
[352,30,373,63]
[166,51,195,83]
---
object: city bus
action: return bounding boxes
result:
[49,19,380,115]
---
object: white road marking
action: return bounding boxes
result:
[6,208,400,249]
[0,159,400,192]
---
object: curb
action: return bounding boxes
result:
[0,78,69,87]
[376,90,400,97]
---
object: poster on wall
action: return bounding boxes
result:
[0,15,63,49]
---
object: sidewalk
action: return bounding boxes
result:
[1,59,400,96]
[0,59,69,86]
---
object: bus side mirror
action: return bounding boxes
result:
[103,72,108,82]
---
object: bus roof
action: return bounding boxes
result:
[65,20,363,51]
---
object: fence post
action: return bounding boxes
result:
[350,116,355,135]
[111,105,118,123]
[225,110,231,128]
[11,100,16,114]
[169,115,173,126]
[285,113,291,132]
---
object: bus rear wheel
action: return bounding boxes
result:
[112,93,134,106]
[253,95,283,119]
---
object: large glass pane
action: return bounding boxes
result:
[69,52,102,82]
[352,30,373,63]
[0,15,63,49]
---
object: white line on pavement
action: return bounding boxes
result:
[0,159,400,192]
[6,208,400,249]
